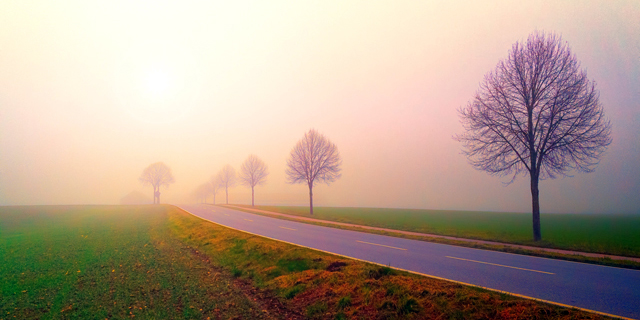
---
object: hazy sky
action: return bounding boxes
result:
[1,1,638,213]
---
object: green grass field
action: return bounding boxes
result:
[1,205,611,319]
[0,205,269,319]
[243,206,640,258]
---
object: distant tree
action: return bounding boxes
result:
[119,191,152,205]
[194,183,210,203]
[239,154,269,206]
[217,165,236,205]
[209,174,223,205]
[139,162,175,204]
[286,129,342,215]
[456,31,612,241]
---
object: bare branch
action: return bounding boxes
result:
[456,31,611,180]
[239,155,269,188]
[286,129,342,214]
[286,129,342,187]
[216,164,236,205]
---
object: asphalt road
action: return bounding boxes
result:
[179,204,640,319]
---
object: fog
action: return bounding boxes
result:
[1,1,638,214]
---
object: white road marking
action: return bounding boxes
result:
[446,256,555,274]
[356,240,407,251]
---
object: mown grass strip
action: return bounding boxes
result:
[226,204,640,269]
[239,205,640,257]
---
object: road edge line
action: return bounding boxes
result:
[175,205,635,320]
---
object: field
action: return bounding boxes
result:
[1,205,611,319]
[0,205,270,319]
[240,206,640,258]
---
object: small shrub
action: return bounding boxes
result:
[385,284,401,297]
[306,302,328,318]
[334,311,347,320]
[284,284,305,299]
[378,300,397,311]
[326,261,347,272]
[337,295,351,309]
[367,266,395,279]
[231,266,242,278]
[399,297,420,314]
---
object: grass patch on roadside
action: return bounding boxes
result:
[234,205,640,258]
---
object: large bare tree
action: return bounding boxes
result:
[239,154,269,206]
[286,129,342,215]
[209,174,223,205]
[217,165,236,205]
[139,162,175,204]
[456,32,612,241]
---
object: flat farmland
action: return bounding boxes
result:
[242,206,640,258]
[0,205,271,319]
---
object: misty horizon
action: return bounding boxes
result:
[1,1,639,214]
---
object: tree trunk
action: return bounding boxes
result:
[213,193,216,205]
[251,186,255,207]
[527,106,541,242]
[530,171,541,241]
[308,183,313,215]
[225,186,229,205]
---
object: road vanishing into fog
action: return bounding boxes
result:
[178,204,640,319]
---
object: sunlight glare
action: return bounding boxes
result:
[144,69,172,99]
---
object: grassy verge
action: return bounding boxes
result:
[0,205,616,319]
[230,205,640,258]
[225,205,640,270]
[169,206,613,319]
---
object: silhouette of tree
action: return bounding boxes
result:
[286,129,342,215]
[120,191,152,205]
[239,155,269,207]
[139,162,175,204]
[194,183,210,203]
[456,31,612,241]
[217,165,236,205]
[210,174,223,205]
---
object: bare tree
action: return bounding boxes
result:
[239,154,269,206]
[194,183,210,203]
[209,174,223,205]
[139,162,175,204]
[456,31,612,241]
[217,165,236,205]
[286,129,342,215]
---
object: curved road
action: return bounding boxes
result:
[179,204,640,319]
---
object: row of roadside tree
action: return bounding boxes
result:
[192,129,342,214]
[194,155,269,207]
